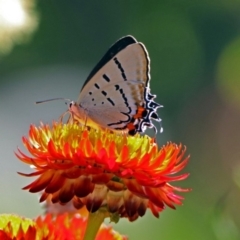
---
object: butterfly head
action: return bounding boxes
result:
[68,101,77,111]
[68,101,86,123]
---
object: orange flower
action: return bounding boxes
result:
[0,214,36,240]
[16,122,190,221]
[0,213,127,240]
[36,213,127,240]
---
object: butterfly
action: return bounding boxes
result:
[68,35,162,135]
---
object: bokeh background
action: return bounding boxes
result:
[1,1,240,239]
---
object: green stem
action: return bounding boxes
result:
[83,209,108,240]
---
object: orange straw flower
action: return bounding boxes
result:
[0,214,36,240]
[0,213,127,240]
[35,213,127,240]
[16,122,190,222]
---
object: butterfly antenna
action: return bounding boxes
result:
[35,98,71,104]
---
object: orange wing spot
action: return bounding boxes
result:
[133,106,147,119]
[126,122,135,131]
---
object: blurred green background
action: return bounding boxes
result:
[1,1,240,239]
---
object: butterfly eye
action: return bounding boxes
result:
[69,101,75,109]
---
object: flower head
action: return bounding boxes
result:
[16,122,190,221]
[0,213,127,240]
[36,213,127,240]
[0,214,36,240]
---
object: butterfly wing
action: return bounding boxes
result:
[79,36,137,92]
[77,36,161,135]
[79,80,145,130]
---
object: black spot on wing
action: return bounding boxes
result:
[107,112,131,127]
[113,84,132,114]
[148,101,160,109]
[101,90,107,96]
[113,57,127,81]
[107,98,115,106]
[128,129,136,136]
[147,92,155,100]
[81,36,137,91]
[151,112,159,120]
[94,83,100,89]
[103,74,110,82]
[119,88,131,114]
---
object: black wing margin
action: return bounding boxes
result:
[81,35,137,91]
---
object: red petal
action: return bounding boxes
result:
[23,170,54,192]
[45,172,66,193]
[74,176,95,198]
[17,170,45,177]
[58,180,75,203]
